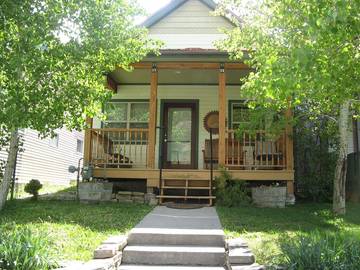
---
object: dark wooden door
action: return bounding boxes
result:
[163,102,197,169]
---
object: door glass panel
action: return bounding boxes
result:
[166,107,192,166]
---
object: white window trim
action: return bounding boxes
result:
[76,139,84,154]
[104,101,149,129]
[49,133,59,148]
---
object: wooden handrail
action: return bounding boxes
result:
[224,129,287,169]
[89,128,149,169]
[90,128,149,132]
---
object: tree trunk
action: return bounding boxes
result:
[0,129,19,211]
[333,100,350,215]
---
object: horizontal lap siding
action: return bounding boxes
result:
[105,85,242,169]
[149,34,227,49]
[13,129,84,185]
[148,0,233,48]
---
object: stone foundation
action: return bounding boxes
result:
[79,182,113,202]
[251,186,287,208]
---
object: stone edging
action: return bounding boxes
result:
[56,235,127,270]
[226,238,265,270]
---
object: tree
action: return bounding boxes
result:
[217,0,360,214]
[0,0,160,210]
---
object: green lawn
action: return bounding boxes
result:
[0,200,153,261]
[217,203,360,265]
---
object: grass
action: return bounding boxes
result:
[217,203,360,265]
[12,182,76,199]
[0,199,153,262]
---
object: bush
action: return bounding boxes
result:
[215,167,251,207]
[24,179,42,200]
[294,115,338,202]
[0,226,58,270]
[278,232,360,270]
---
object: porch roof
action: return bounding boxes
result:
[108,52,251,87]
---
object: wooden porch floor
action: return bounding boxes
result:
[93,168,294,188]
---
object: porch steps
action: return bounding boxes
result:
[157,178,215,206]
[162,186,215,190]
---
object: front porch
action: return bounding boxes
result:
[83,60,295,203]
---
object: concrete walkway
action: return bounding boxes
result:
[134,206,223,230]
[120,206,226,269]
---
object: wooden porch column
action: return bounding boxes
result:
[147,64,158,168]
[218,64,226,166]
[285,101,294,195]
[83,117,93,166]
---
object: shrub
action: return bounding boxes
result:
[278,232,360,270]
[0,226,58,270]
[24,179,42,200]
[294,115,337,202]
[215,167,251,207]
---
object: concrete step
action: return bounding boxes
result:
[231,264,265,270]
[119,266,226,270]
[128,228,225,247]
[122,245,226,266]
[229,247,255,265]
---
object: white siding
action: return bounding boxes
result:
[0,129,84,185]
[95,85,243,169]
[148,0,233,49]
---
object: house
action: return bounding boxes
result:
[0,129,84,189]
[83,0,296,205]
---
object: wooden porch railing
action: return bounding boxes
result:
[89,128,149,168]
[225,129,287,169]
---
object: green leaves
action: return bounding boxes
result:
[0,0,160,135]
[217,0,360,130]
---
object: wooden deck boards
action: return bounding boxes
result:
[93,168,294,188]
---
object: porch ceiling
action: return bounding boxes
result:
[110,68,250,85]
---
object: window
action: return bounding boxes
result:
[230,101,250,129]
[103,101,149,129]
[76,139,83,153]
[103,101,149,142]
[49,133,59,147]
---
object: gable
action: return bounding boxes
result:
[146,0,234,49]
[148,0,233,34]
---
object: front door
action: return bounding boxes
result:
[163,102,197,169]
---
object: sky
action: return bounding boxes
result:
[136,0,172,23]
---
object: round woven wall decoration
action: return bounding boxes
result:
[203,111,219,134]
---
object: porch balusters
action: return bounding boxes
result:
[225,130,287,170]
[89,128,149,168]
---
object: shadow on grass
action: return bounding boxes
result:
[1,199,153,234]
[216,202,360,235]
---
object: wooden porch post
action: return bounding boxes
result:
[218,64,226,166]
[147,64,158,169]
[83,117,93,166]
[285,101,294,195]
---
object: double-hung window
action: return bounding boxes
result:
[103,101,149,142]
[103,102,149,129]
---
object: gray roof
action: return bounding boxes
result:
[141,0,235,28]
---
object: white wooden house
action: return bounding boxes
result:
[83,0,359,205]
